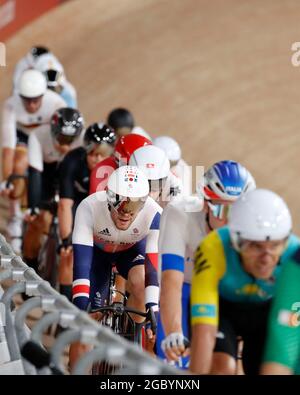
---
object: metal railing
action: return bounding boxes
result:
[0,234,179,375]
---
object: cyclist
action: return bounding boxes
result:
[153,136,192,196]
[107,107,135,137]
[35,53,77,108]
[12,46,53,88]
[190,189,300,375]
[157,160,256,369]
[22,108,83,280]
[1,69,66,252]
[261,249,300,375]
[58,123,116,300]
[107,107,151,139]
[70,166,161,367]
[89,133,152,194]
[129,145,182,207]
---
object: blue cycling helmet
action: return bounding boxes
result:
[200,160,256,202]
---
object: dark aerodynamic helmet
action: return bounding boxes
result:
[50,107,84,145]
[107,108,135,132]
[83,122,117,153]
[30,46,49,59]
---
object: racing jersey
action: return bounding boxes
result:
[27,124,83,209]
[59,147,90,207]
[28,124,83,171]
[263,248,300,374]
[1,90,66,149]
[158,195,206,284]
[72,192,162,309]
[191,227,300,326]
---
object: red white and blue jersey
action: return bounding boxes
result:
[72,191,162,310]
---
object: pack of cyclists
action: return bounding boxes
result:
[1,45,299,375]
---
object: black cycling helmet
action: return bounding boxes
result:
[107,108,135,131]
[83,122,116,153]
[30,46,49,59]
[51,107,84,145]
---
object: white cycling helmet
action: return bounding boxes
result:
[129,145,170,180]
[18,69,47,98]
[107,166,149,214]
[153,136,181,163]
[229,188,292,250]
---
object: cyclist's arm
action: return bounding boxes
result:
[160,269,184,335]
[2,99,16,180]
[58,154,76,239]
[144,211,161,311]
[261,257,300,375]
[72,199,94,310]
[27,132,43,210]
[158,203,186,336]
[190,231,226,374]
[58,199,74,240]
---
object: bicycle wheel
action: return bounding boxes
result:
[92,312,126,375]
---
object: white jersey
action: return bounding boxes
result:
[13,52,61,88]
[28,124,84,171]
[171,158,192,197]
[73,192,162,253]
[158,195,207,284]
[1,90,66,149]
[72,192,162,310]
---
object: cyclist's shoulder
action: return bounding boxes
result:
[43,89,66,107]
[93,156,117,172]
[144,196,163,215]
[64,146,85,161]
[3,94,16,109]
[199,227,226,252]
[168,194,201,211]
[60,146,85,173]
[77,192,103,212]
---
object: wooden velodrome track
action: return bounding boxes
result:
[1,0,300,233]
[0,0,300,373]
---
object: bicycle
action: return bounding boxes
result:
[89,270,157,375]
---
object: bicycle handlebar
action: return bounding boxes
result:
[90,303,157,333]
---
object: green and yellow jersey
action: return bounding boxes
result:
[191,227,300,327]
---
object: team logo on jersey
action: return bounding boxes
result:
[146,163,155,168]
[98,228,111,236]
[132,254,144,263]
[133,228,139,234]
